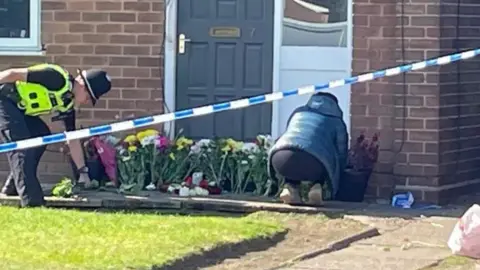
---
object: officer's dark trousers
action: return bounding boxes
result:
[0,97,49,207]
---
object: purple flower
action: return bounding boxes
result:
[155,136,170,149]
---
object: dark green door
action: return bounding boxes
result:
[175,0,274,141]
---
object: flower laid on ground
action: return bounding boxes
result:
[78,129,278,197]
[52,177,74,198]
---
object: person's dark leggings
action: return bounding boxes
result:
[0,97,49,207]
[271,148,326,186]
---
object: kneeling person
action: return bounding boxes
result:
[268,92,348,205]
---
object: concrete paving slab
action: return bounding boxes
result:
[343,215,414,233]
[286,245,451,270]
[354,217,457,248]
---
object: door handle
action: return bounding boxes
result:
[178,34,191,54]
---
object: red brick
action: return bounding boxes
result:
[97,24,122,33]
[124,2,151,11]
[82,12,109,22]
[68,45,94,54]
[124,24,151,33]
[43,1,67,10]
[54,34,82,43]
[123,46,151,55]
[122,90,150,99]
[67,2,94,11]
[95,1,122,11]
[110,35,136,44]
[69,23,94,33]
[83,34,109,44]
[110,13,137,22]
[54,11,81,21]
[109,56,136,66]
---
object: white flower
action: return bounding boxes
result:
[196,139,211,147]
[194,186,209,196]
[140,135,157,147]
[242,142,259,153]
[248,155,255,160]
[179,186,190,197]
[146,183,156,190]
[188,188,197,196]
[167,184,181,193]
[189,144,201,154]
[241,160,248,165]
[190,139,213,154]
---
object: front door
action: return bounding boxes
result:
[175,0,274,141]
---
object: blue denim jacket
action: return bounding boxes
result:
[268,94,348,197]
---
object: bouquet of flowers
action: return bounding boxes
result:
[248,135,274,196]
[116,133,148,194]
[212,135,274,195]
[162,135,195,184]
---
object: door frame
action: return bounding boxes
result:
[163,0,283,139]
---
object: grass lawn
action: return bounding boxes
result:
[0,206,284,270]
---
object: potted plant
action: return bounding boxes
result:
[336,132,379,202]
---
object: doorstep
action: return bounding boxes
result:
[0,188,347,213]
[0,185,467,216]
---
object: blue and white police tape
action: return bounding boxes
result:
[0,48,479,154]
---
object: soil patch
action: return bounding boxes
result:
[159,213,368,270]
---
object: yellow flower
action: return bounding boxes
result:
[221,145,231,152]
[225,138,243,152]
[175,136,193,150]
[169,153,176,160]
[124,135,138,145]
[137,129,159,141]
[128,145,137,152]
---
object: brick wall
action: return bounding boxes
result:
[0,0,165,184]
[352,0,480,204]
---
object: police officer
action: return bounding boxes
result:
[0,64,111,207]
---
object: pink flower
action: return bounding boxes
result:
[155,136,170,149]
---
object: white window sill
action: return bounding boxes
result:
[0,50,46,56]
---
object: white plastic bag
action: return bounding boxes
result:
[447,204,480,259]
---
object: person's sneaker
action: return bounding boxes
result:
[1,175,17,196]
[307,184,324,206]
[1,183,17,196]
[279,183,302,205]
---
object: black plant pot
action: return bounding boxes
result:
[336,169,372,202]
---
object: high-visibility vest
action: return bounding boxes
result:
[15,64,74,116]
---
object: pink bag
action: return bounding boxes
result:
[91,137,118,186]
[448,204,480,259]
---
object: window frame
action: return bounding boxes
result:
[0,0,41,53]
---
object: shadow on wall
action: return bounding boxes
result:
[283,0,348,47]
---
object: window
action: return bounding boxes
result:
[282,0,349,47]
[0,0,41,52]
